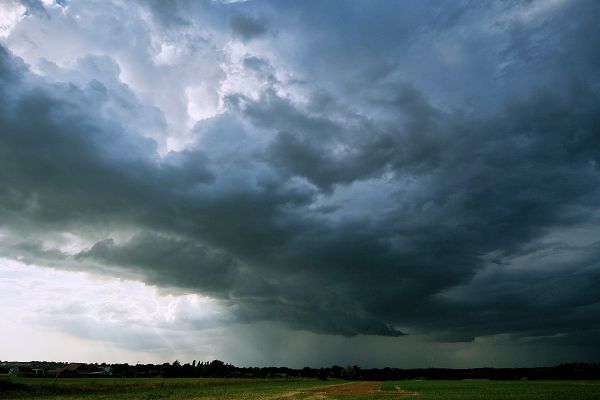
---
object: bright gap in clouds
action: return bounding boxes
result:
[0,258,225,363]
[0,1,25,38]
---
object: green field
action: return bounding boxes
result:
[1,377,600,399]
[381,380,600,399]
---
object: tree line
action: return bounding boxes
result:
[7,361,599,380]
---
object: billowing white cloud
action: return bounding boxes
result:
[0,0,25,38]
[0,258,228,362]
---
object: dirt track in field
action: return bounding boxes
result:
[314,381,382,395]
[271,381,418,399]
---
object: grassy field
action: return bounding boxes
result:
[380,380,600,399]
[1,377,600,399]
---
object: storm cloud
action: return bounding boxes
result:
[1,0,600,363]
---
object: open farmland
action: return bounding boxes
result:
[2,378,600,400]
[380,380,600,400]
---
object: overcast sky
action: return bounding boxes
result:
[1,0,599,368]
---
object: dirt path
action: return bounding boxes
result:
[314,381,381,395]
[270,381,418,399]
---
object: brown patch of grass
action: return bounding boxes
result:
[315,381,380,395]
[393,386,418,396]
[295,381,418,398]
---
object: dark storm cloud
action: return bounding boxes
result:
[0,46,398,336]
[79,232,241,293]
[1,0,600,353]
[230,14,269,41]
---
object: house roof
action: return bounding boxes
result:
[63,363,87,371]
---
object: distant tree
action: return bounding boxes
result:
[330,365,343,379]
[341,365,361,380]
[317,368,329,380]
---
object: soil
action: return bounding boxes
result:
[297,381,418,398]
[315,381,381,395]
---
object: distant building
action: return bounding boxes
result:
[8,366,33,376]
[55,363,110,376]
